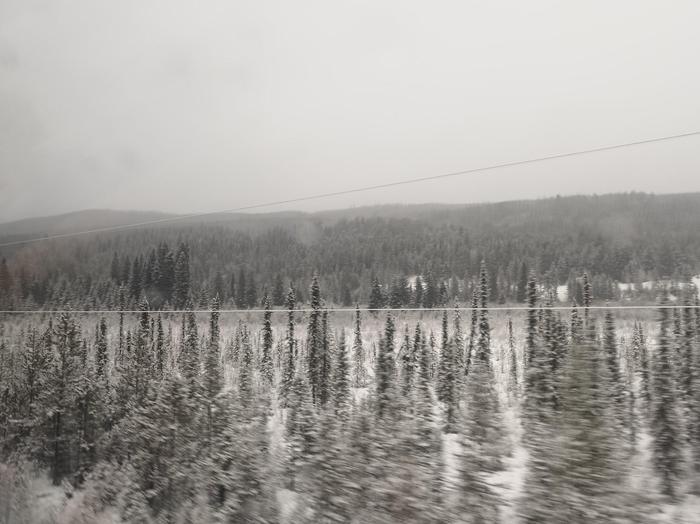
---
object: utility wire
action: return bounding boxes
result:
[1,129,699,249]
[0,305,698,314]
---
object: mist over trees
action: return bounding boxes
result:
[1,193,700,312]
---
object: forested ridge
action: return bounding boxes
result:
[1,192,700,311]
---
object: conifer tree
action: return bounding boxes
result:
[466,288,478,376]
[180,309,200,390]
[203,296,223,403]
[318,309,332,406]
[651,291,683,499]
[459,347,503,522]
[280,287,296,407]
[516,261,528,303]
[375,314,396,419]
[307,275,323,403]
[172,243,191,310]
[352,305,367,387]
[570,301,583,344]
[285,377,318,490]
[260,295,274,386]
[437,310,451,403]
[582,272,592,329]
[679,287,696,414]
[413,275,424,308]
[369,276,385,313]
[476,261,491,364]
[43,313,82,485]
[238,325,254,407]
[236,267,247,309]
[522,343,643,522]
[507,316,518,392]
[333,331,350,419]
[423,270,437,309]
[399,324,415,397]
[95,317,108,381]
[246,275,257,309]
[526,272,538,370]
[154,315,165,378]
[453,307,465,376]
[272,274,285,306]
[603,310,624,405]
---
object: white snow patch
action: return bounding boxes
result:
[556,285,568,303]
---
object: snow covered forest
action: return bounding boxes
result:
[2,194,700,522]
[2,262,700,522]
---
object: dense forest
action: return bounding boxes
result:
[1,268,700,522]
[1,192,700,312]
[2,192,700,522]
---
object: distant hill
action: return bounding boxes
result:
[1,192,699,310]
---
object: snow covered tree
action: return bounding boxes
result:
[179,309,200,390]
[42,313,83,485]
[525,272,538,370]
[260,295,274,386]
[172,243,190,310]
[476,261,491,364]
[307,275,323,403]
[352,305,367,387]
[369,276,385,312]
[318,309,332,406]
[651,291,683,499]
[466,288,478,376]
[279,287,296,407]
[375,314,396,420]
[333,331,351,420]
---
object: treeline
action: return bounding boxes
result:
[1,192,700,311]
[1,268,700,522]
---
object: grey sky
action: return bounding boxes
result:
[1,0,699,222]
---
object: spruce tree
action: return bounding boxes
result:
[203,296,223,403]
[238,325,254,407]
[333,331,350,419]
[582,272,592,329]
[526,272,538,370]
[369,276,385,313]
[466,288,478,376]
[260,294,274,386]
[413,275,424,308]
[651,291,683,499]
[459,348,503,522]
[375,314,396,419]
[95,317,108,380]
[516,261,528,303]
[272,274,285,307]
[352,305,367,387]
[236,267,247,309]
[437,310,451,403]
[476,261,491,364]
[180,309,200,390]
[154,315,165,378]
[279,287,296,407]
[507,316,518,392]
[318,309,332,406]
[172,243,191,310]
[307,275,323,403]
[44,313,82,485]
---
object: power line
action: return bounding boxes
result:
[1,129,699,249]
[0,305,697,314]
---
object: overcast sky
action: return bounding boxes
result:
[1,1,699,222]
